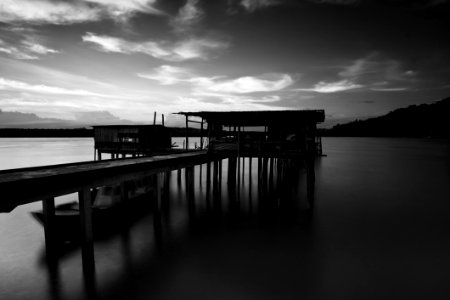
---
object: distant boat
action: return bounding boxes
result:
[31,177,155,242]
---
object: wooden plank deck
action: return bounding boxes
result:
[0,150,218,212]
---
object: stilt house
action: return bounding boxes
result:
[177,110,325,157]
[93,125,171,159]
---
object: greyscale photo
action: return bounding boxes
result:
[0,1,449,299]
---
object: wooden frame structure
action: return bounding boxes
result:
[93,125,171,160]
[177,110,325,157]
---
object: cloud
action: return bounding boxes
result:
[0,0,162,25]
[296,79,363,93]
[202,74,293,93]
[0,44,38,60]
[308,0,360,5]
[0,35,59,60]
[239,0,280,11]
[83,0,162,17]
[0,0,102,24]
[22,40,59,55]
[338,53,417,87]
[139,65,293,93]
[370,87,408,92]
[82,32,229,61]
[0,77,108,97]
[170,0,203,33]
[137,65,195,84]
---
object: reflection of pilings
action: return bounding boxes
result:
[45,257,61,300]
[213,160,221,212]
[218,159,222,184]
[261,157,268,192]
[248,157,253,211]
[227,157,237,188]
[206,162,211,210]
[153,173,163,251]
[186,166,196,221]
[269,157,274,192]
[242,157,245,185]
[306,156,315,209]
[276,158,283,194]
[162,171,171,214]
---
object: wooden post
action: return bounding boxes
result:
[200,118,204,150]
[153,111,157,125]
[79,187,95,291]
[185,115,189,151]
[162,114,165,126]
[79,188,93,245]
[42,197,56,259]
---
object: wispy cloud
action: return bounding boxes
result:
[139,65,293,93]
[296,79,362,93]
[239,0,280,12]
[83,32,229,61]
[370,87,408,92]
[22,40,58,55]
[170,0,203,33]
[0,34,59,60]
[202,74,293,94]
[137,65,195,84]
[308,0,360,5]
[0,0,162,25]
[0,77,108,97]
[84,0,163,17]
[0,43,37,60]
[338,53,417,90]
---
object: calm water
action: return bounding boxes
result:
[1,137,450,300]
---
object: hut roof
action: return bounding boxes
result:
[176,110,325,126]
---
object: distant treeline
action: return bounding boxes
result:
[0,127,204,137]
[321,97,450,138]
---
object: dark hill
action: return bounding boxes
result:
[324,97,450,138]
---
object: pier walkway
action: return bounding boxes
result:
[0,150,211,213]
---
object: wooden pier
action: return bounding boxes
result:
[0,109,324,268]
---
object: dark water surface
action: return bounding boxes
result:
[1,137,450,300]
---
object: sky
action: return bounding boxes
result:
[0,0,449,127]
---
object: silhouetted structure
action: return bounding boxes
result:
[0,109,325,278]
[93,125,171,159]
[177,110,325,156]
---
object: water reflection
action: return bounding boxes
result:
[38,156,312,300]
